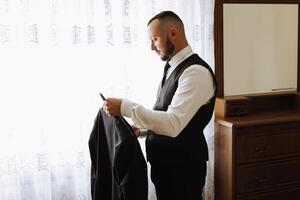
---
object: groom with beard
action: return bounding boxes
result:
[103,11,216,200]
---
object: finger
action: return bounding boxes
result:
[102,106,106,113]
[102,101,107,109]
[134,130,141,137]
[105,98,112,105]
[103,106,107,114]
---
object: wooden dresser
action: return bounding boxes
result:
[214,92,300,200]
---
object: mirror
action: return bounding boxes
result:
[224,4,298,96]
[214,1,300,97]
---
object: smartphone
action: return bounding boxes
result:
[100,93,106,101]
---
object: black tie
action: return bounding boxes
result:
[161,62,171,87]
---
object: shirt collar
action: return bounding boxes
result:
[168,45,193,68]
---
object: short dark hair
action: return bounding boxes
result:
[147,11,183,27]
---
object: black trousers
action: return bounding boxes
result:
[151,162,207,200]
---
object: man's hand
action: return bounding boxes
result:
[132,125,141,137]
[103,98,122,117]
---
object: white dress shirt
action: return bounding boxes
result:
[121,46,215,138]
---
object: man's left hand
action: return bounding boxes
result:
[103,98,122,117]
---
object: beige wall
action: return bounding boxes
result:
[223,4,298,96]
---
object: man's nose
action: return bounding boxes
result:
[151,42,156,50]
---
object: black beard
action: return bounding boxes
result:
[161,37,175,61]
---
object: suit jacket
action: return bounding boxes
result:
[89,109,148,200]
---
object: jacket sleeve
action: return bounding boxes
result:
[112,117,148,200]
[112,117,135,185]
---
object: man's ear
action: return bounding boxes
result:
[169,27,177,39]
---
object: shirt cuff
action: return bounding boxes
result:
[121,98,137,118]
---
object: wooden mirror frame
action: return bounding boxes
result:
[214,0,300,97]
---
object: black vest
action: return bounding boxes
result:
[146,54,217,166]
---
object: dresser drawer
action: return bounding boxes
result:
[237,186,300,200]
[236,123,300,164]
[236,159,300,194]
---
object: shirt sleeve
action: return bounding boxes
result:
[121,65,215,138]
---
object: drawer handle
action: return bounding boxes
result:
[255,176,268,184]
[254,144,271,154]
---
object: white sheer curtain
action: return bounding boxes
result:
[0,0,215,199]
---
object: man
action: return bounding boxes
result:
[103,11,216,200]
